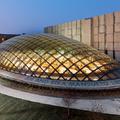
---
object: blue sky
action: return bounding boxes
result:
[0,0,120,34]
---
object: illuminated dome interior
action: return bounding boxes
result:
[0,34,120,81]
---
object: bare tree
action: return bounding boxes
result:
[62,91,76,120]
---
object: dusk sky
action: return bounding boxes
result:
[0,0,120,34]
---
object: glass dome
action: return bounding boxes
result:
[0,34,120,82]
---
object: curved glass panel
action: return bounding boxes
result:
[0,34,120,81]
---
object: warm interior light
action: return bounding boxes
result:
[0,34,119,81]
[3,51,108,77]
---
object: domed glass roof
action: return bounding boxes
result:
[0,34,120,82]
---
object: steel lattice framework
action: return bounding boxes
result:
[0,34,120,81]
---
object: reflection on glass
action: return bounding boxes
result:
[0,34,120,81]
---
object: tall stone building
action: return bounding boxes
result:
[44,11,120,61]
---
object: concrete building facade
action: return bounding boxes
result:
[44,11,120,61]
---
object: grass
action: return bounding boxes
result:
[0,93,119,120]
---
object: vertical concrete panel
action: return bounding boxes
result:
[52,26,56,33]
[106,35,113,50]
[72,21,77,35]
[99,34,104,43]
[56,25,59,34]
[99,15,105,25]
[99,34,105,50]
[108,51,113,58]
[67,22,72,38]
[99,26,105,33]
[114,11,120,53]
[58,24,61,35]
[65,23,69,38]
[106,26,113,34]
[93,35,99,49]
[93,16,99,27]
[81,19,91,46]
[47,26,52,33]
[77,20,81,29]
[93,27,98,35]
[115,23,120,32]
[59,24,62,35]
[114,31,120,61]
[76,20,81,42]
[98,15,105,51]
[72,21,77,40]
[105,13,114,58]
[106,13,114,25]
[55,25,57,34]
[114,42,120,51]
[64,23,68,36]
[92,16,99,49]
[114,33,120,43]
[61,24,63,35]
[114,12,120,61]
[115,12,120,23]
[115,51,120,61]
[44,27,47,33]
[63,23,66,36]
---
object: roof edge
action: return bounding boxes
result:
[0,69,120,90]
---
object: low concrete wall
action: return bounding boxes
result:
[44,11,120,61]
[1,69,120,115]
[1,79,120,115]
